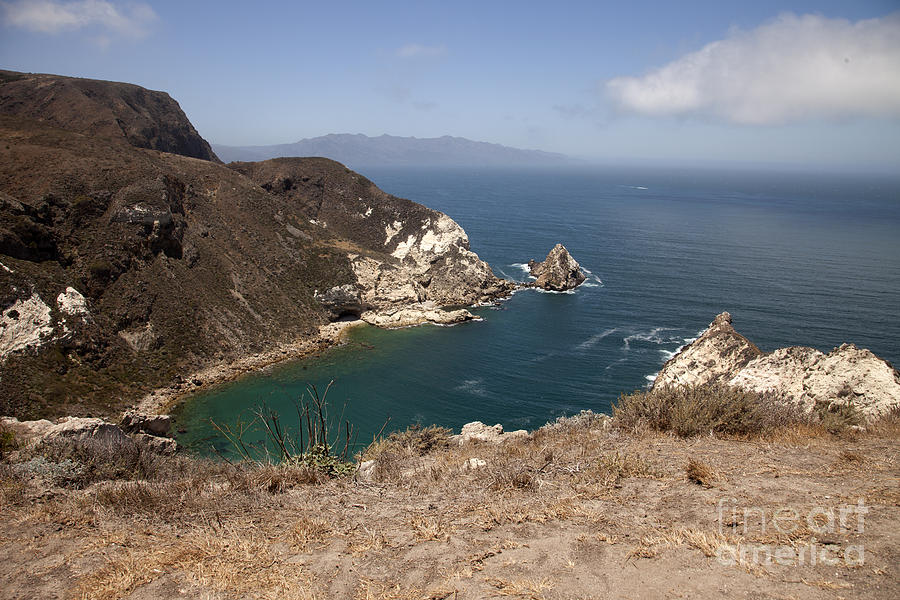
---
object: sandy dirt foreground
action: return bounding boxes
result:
[1,418,898,600]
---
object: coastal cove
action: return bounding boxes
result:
[174,166,900,457]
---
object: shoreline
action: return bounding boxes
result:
[134,319,367,416]
[133,284,524,418]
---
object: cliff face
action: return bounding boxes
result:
[0,74,509,419]
[655,312,900,421]
[230,158,514,313]
[0,70,219,162]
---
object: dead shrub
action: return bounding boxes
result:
[594,451,658,485]
[361,424,451,461]
[612,384,810,437]
[684,458,721,487]
[815,401,862,434]
[484,450,553,492]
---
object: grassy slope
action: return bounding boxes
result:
[1,407,898,599]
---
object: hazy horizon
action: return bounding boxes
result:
[2,1,899,172]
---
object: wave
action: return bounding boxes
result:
[576,328,618,352]
[580,266,604,285]
[622,326,679,351]
[510,263,537,280]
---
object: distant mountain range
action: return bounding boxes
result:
[213,134,575,168]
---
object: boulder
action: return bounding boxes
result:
[452,421,529,445]
[120,411,172,436]
[42,417,135,448]
[528,244,586,291]
[132,432,178,455]
[0,416,54,442]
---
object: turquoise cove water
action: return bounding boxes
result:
[173,166,900,458]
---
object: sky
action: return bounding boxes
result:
[1,0,899,171]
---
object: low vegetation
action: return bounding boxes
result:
[1,388,898,599]
[609,383,855,437]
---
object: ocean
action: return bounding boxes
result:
[173,166,900,457]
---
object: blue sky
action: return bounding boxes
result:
[2,0,899,170]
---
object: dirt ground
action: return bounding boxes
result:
[1,419,898,600]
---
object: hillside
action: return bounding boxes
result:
[213,133,575,168]
[0,71,509,420]
[0,70,219,162]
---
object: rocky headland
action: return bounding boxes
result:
[655,311,900,421]
[0,71,514,420]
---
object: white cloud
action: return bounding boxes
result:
[395,43,447,59]
[606,13,900,124]
[2,0,157,37]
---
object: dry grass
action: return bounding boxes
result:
[3,402,899,599]
[290,516,335,552]
[684,458,723,488]
[483,576,554,599]
[629,526,731,560]
[78,527,320,600]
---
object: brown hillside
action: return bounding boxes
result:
[0,70,219,162]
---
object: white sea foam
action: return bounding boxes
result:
[455,378,488,397]
[623,326,679,350]
[576,328,618,352]
[533,287,576,295]
[510,263,537,280]
[580,267,604,285]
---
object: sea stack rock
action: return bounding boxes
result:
[528,244,586,291]
[654,312,900,422]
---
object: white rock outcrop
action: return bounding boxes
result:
[361,303,476,328]
[451,421,529,445]
[348,212,512,317]
[655,312,900,421]
[1,293,54,358]
[731,344,900,420]
[1,287,91,360]
[654,312,762,388]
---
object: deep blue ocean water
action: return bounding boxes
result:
[174,166,900,457]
